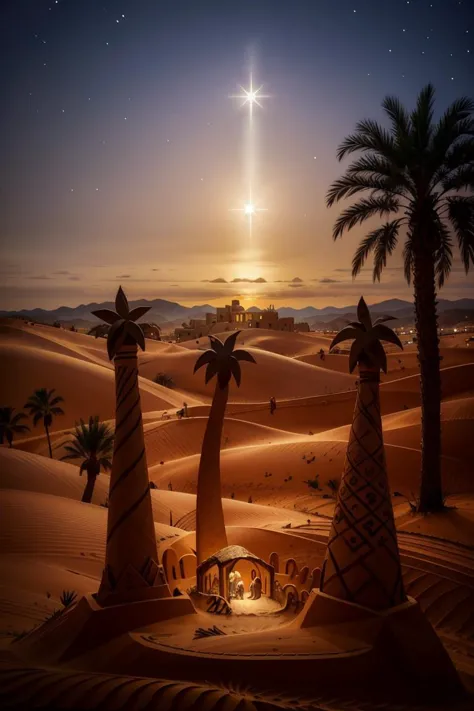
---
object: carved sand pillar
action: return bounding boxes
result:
[320,364,406,610]
[97,343,167,604]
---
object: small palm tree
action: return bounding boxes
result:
[24,388,64,458]
[61,416,114,503]
[327,84,474,513]
[154,372,175,388]
[0,407,30,447]
[88,323,109,339]
[193,332,256,568]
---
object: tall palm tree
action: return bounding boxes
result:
[0,407,30,448]
[24,388,64,458]
[327,84,474,513]
[320,297,406,610]
[91,287,166,603]
[193,331,256,570]
[61,416,114,503]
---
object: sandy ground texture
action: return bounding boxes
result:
[0,319,473,709]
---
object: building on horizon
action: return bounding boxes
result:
[174,300,309,342]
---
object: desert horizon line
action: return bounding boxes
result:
[3,293,474,316]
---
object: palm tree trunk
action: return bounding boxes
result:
[320,366,406,611]
[195,382,228,570]
[45,422,52,458]
[98,343,162,604]
[81,466,97,504]
[413,252,444,513]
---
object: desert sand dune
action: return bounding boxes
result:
[0,449,311,531]
[0,342,202,429]
[14,414,302,465]
[151,434,473,509]
[180,327,334,358]
[314,397,474,468]
[180,363,472,436]
[297,347,474,381]
[139,346,356,402]
[143,416,303,465]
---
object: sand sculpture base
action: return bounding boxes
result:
[15,591,196,666]
[296,590,464,699]
[9,590,465,706]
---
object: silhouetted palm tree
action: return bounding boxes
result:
[0,407,30,447]
[193,332,256,569]
[24,388,64,458]
[61,416,114,503]
[327,84,474,513]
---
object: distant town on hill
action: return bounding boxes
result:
[2,297,474,336]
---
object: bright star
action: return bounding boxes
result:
[230,74,269,118]
[229,199,267,239]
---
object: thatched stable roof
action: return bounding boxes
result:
[197,545,272,574]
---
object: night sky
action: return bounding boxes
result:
[2,0,473,310]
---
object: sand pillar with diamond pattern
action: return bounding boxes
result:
[97,344,168,605]
[319,365,406,611]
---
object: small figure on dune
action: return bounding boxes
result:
[269,396,277,415]
[183,401,188,417]
[319,348,325,361]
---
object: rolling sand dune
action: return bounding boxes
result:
[14,415,303,466]
[143,416,303,465]
[181,327,334,358]
[0,342,201,429]
[0,449,311,531]
[1,317,474,704]
[150,434,473,512]
[0,488,182,633]
[297,347,474,381]
[314,397,474,469]
[139,346,356,403]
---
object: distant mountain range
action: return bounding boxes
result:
[1,297,473,331]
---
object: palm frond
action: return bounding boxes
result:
[382,95,412,142]
[336,118,396,162]
[333,195,399,240]
[352,230,382,277]
[194,350,215,373]
[410,83,435,151]
[433,218,454,288]
[327,173,405,208]
[330,327,359,350]
[402,239,415,284]
[441,164,474,194]
[373,219,402,282]
[447,195,474,273]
